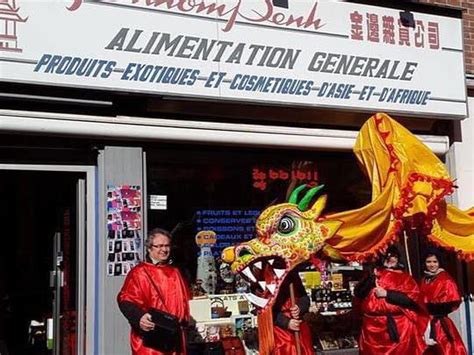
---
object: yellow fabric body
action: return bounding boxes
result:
[430,203,474,259]
[325,174,399,261]
[325,113,474,261]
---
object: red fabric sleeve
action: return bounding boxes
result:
[118,266,148,311]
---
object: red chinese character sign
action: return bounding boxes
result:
[252,163,319,191]
[350,10,439,50]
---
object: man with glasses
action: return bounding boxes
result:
[118,228,190,354]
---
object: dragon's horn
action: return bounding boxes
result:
[298,184,325,211]
[288,184,308,204]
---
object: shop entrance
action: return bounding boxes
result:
[0,169,87,355]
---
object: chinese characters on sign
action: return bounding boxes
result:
[350,11,439,49]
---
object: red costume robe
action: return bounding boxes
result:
[420,270,467,355]
[117,262,190,355]
[356,268,426,355]
[272,273,313,354]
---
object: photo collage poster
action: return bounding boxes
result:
[106,185,142,277]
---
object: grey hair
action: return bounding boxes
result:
[145,228,172,248]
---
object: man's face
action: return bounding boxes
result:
[383,254,399,269]
[148,234,171,263]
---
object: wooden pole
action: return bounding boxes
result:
[403,229,413,276]
[289,283,302,355]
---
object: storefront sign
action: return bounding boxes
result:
[0,1,466,118]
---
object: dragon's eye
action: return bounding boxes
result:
[277,216,295,234]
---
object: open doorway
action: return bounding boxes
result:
[0,170,83,355]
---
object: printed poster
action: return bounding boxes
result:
[106,185,142,277]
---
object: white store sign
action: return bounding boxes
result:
[0,0,467,118]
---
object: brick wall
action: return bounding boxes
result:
[417,0,473,74]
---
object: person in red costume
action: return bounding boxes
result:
[272,271,313,354]
[354,245,426,355]
[117,228,190,355]
[420,247,467,355]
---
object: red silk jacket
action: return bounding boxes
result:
[357,268,426,355]
[117,262,190,355]
[420,270,467,355]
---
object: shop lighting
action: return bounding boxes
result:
[0,93,113,107]
[273,0,289,9]
[400,10,415,28]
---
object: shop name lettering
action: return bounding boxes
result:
[101,29,419,82]
[67,0,323,33]
[31,28,418,83]
[350,11,441,51]
[33,27,431,106]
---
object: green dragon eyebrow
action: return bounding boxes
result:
[297,184,325,211]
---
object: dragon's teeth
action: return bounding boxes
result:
[268,259,275,265]
[267,284,276,294]
[274,269,285,279]
[254,261,262,270]
[242,267,257,282]
[258,281,267,290]
[245,293,269,308]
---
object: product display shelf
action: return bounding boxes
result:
[305,263,363,354]
[189,293,257,354]
[190,293,256,325]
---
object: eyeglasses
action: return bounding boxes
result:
[151,244,170,249]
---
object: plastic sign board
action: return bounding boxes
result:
[0,0,467,118]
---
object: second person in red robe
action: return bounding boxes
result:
[354,246,426,355]
[419,247,467,355]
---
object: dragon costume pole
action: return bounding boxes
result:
[403,230,412,275]
[290,283,302,355]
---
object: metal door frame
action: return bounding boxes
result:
[0,164,96,355]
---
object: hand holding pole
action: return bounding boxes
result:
[289,283,302,355]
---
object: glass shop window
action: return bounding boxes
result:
[145,144,370,292]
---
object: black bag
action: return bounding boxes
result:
[143,308,181,352]
[142,269,182,352]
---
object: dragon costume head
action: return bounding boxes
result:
[221,184,342,311]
